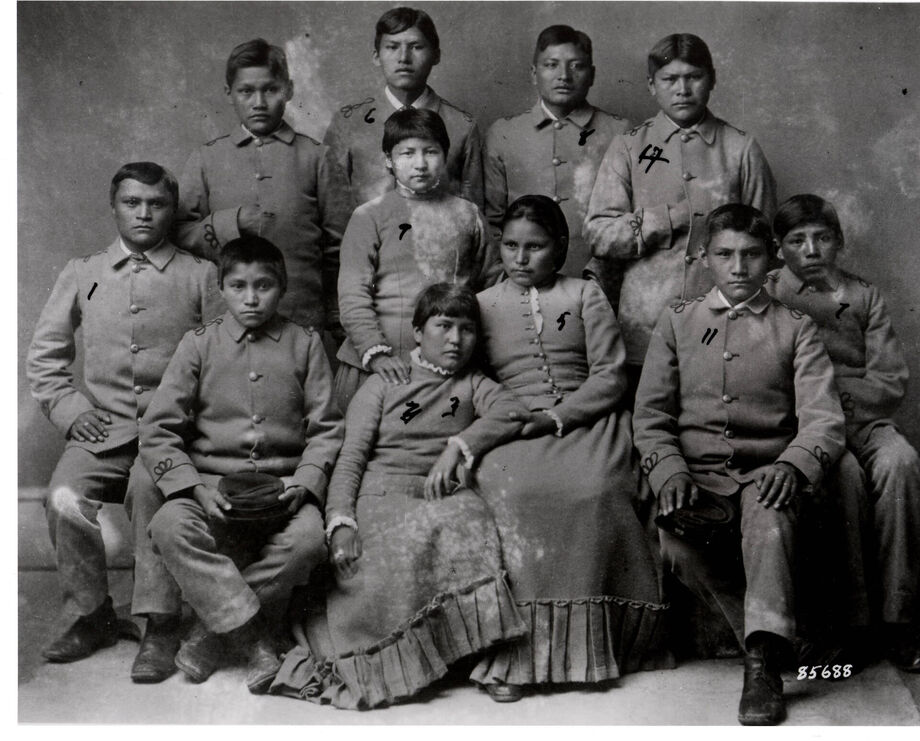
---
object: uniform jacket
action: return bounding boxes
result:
[175,121,350,329]
[484,101,630,277]
[139,311,344,503]
[477,275,628,431]
[337,186,489,370]
[585,110,777,363]
[767,265,909,447]
[323,87,484,212]
[633,288,845,496]
[27,239,222,454]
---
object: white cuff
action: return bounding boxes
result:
[361,344,392,370]
[324,515,358,546]
[447,436,475,468]
[541,409,564,437]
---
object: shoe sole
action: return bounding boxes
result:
[42,635,119,663]
[131,665,178,684]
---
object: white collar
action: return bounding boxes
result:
[717,287,762,310]
[539,99,559,121]
[411,347,455,377]
[385,85,432,111]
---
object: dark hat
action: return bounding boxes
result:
[655,488,738,548]
[218,472,288,523]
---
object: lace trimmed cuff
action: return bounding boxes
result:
[361,345,392,370]
[324,515,358,546]
[542,409,564,437]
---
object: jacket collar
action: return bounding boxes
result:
[232,120,296,146]
[531,100,595,130]
[706,286,771,314]
[107,238,177,270]
[384,85,435,111]
[221,311,286,343]
[659,109,718,145]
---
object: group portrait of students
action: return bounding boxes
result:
[24,5,920,726]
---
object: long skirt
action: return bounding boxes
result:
[270,472,526,709]
[470,410,672,686]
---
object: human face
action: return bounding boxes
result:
[500,218,559,289]
[413,314,477,372]
[779,223,843,286]
[531,43,594,118]
[386,137,445,192]
[220,263,285,329]
[374,27,440,99]
[111,178,175,253]
[703,230,771,305]
[647,59,713,128]
[225,66,292,136]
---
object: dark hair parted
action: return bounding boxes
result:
[225,38,291,88]
[773,194,844,243]
[501,194,570,270]
[704,204,774,255]
[647,33,715,84]
[533,24,593,64]
[374,7,439,51]
[382,108,450,155]
[412,283,481,330]
[218,235,288,292]
[109,162,179,208]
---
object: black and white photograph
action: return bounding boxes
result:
[16,0,920,726]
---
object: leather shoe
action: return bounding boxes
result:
[175,620,226,683]
[738,638,786,725]
[131,614,182,683]
[43,596,118,663]
[484,681,524,703]
[226,611,282,694]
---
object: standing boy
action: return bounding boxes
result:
[484,25,630,280]
[323,6,483,212]
[633,204,845,724]
[141,236,344,693]
[175,38,349,340]
[768,194,920,672]
[586,34,776,388]
[27,163,222,676]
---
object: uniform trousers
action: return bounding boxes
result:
[147,473,326,634]
[659,480,797,649]
[45,441,179,621]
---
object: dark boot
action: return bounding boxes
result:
[886,623,920,673]
[131,614,182,683]
[226,611,282,695]
[43,596,119,663]
[738,633,786,726]
[174,619,226,683]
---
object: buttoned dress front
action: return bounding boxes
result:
[26,240,222,619]
[141,312,344,633]
[585,110,777,365]
[484,101,630,279]
[470,276,670,688]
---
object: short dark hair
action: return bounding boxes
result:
[374,7,439,52]
[225,38,290,88]
[501,194,570,270]
[773,194,844,243]
[648,33,716,84]
[218,235,287,292]
[383,108,450,155]
[533,25,593,65]
[704,204,774,256]
[412,283,481,330]
[109,162,178,208]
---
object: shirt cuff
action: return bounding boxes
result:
[213,208,242,248]
[644,451,690,493]
[155,462,204,499]
[777,445,828,488]
[292,463,329,505]
[447,436,475,468]
[541,409,564,437]
[325,515,358,546]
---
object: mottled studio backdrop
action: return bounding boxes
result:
[17,1,920,485]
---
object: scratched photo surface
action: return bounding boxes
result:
[17,0,920,725]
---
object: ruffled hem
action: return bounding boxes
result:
[270,572,526,709]
[470,595,674,686]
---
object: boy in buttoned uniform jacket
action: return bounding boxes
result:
[633,205,845,725]
[484,25,630,283]
[767,194,920,672]
[323,6,483,213]
[175,38,350,348]
[585,34,776,390]
[140,236,344,693]
[26,162,223,678]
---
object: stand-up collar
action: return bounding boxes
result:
[108,238,177,271]
[660,109,717,145]
[532,99,595,130]
[707,286,770,314]
[233,120,296,146]
[221,311,286,342]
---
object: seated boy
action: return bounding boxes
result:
[175,38,349,343]
[140,236,344,693]
[585,34,776,394]
[633,204,846,725]
[768,194,920,671]
[484,24,630,281]
[26,162,222,676]
[323,6,483,212]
